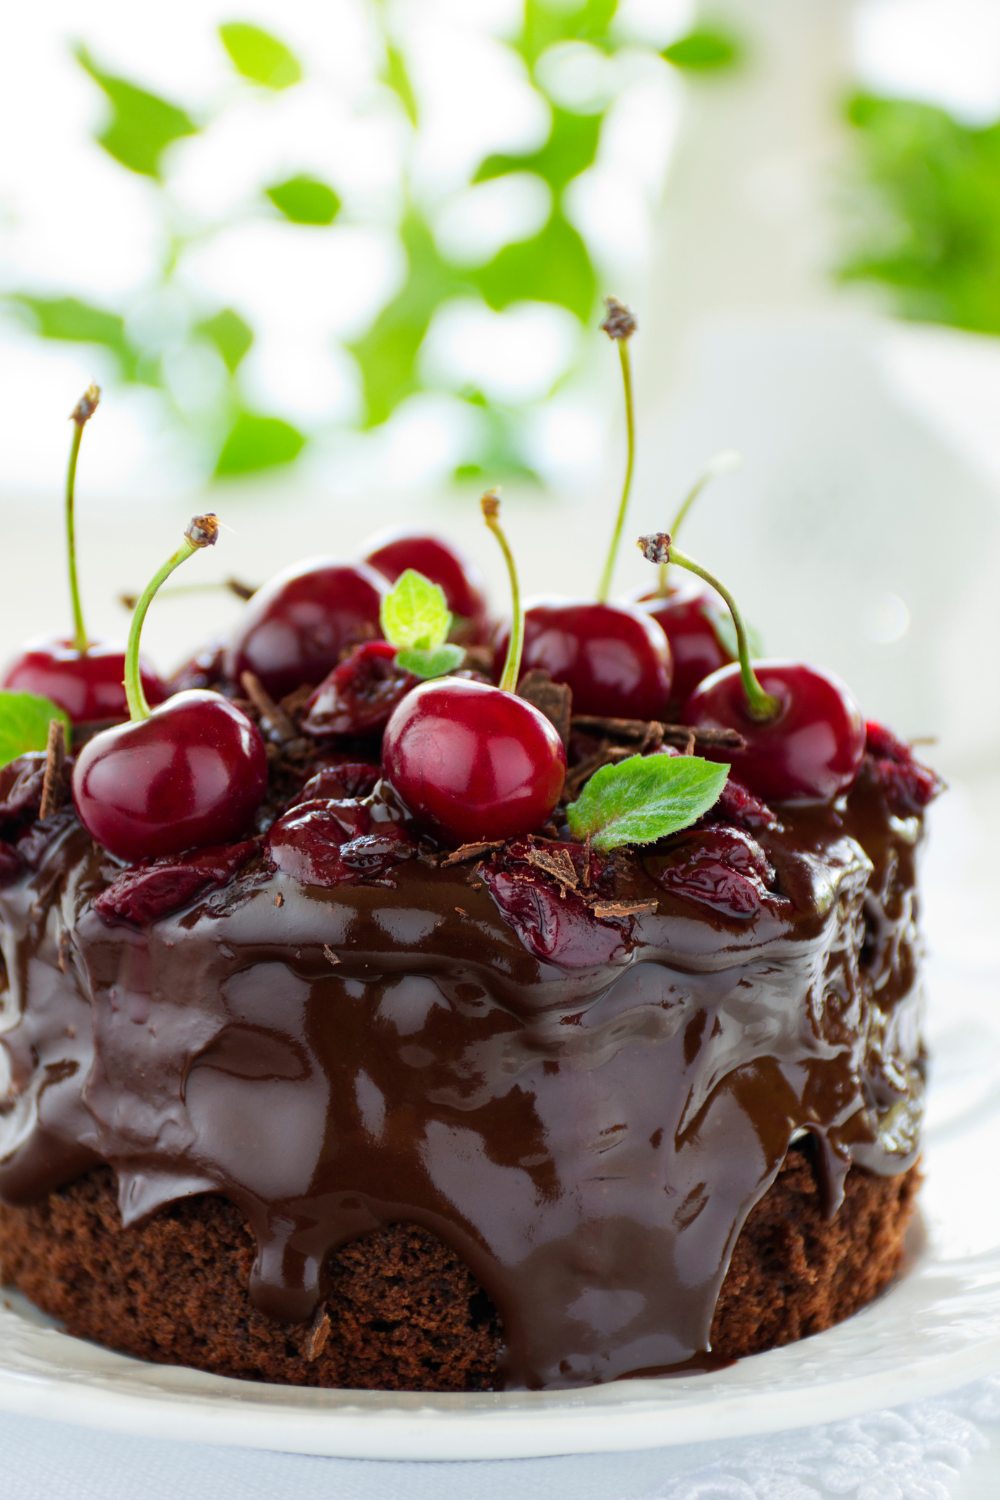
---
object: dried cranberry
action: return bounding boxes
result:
[293,761,381,804]
[93,840,257,927]
[863,721,942,815]
[481,848,632,968]
[653,827,779,919]
[302,641,416,738]
[266,798,412,889]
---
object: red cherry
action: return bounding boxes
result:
[2,637,167,724]
[381,677,566,843]
[684,661,865,803]
[511,599,673,720]
[364,530,488,637]
[224,559,385,700]
[72,690,268,862]
[634,576,730,705]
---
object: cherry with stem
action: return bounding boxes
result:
[2,388,167,723]
[73,516,268,862]
[382,492,566,844]
[637,531,865,803]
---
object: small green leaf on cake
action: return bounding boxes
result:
[380,569,465,679]
[396,644,466,679]
[566,754,729,852]
[0,691,72,770]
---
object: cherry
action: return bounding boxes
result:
[1,387,167,723]
[224,559,386,700]
[3,639,166,725]
[381,493,566,844]
[515,599,673,720]
[73,516,268,862]
[363,530,488,639]
[637,532,865,803]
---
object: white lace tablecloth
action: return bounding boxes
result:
[1,1376,998,1499]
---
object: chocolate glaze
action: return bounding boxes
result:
[0,760,925,1390]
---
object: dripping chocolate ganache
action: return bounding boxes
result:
[0,705,935,1391]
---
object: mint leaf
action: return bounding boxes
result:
[381,569,452,652]
[566,754,729,852]
[0,692,71,771]
[219,23,302,89]
[396,644,466,680]
[704,607,764,665]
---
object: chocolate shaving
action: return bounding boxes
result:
[441,840,505,867]
[274,891,284,908]
[517,670,572,747]
[522,844,579,891]
[240,672,298,744]
[322,944,341,967]
[591,898,659,919]
[572,715,745,752]
[305,1310,331,1362]
[38,720,68,821]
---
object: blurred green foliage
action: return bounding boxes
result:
[5,5,742,482]
[840,91,1000,335]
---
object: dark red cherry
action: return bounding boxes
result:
[2,637,167,725]
[364,530,488,637]
[224,559,385,700]
[381,677,566,843]
[684,661,865,803]
[511,599,673,720]
[634,575,729,705]
[72,689,268,863]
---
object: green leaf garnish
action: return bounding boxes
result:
[704,607,764,666]
[396,644,466,679]
[380,570,466,680]
[566,754,729,852]
[381,569,452,652]
[0,692,71,771]
[218,23,302,89]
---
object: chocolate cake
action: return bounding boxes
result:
[0,698,935,1391]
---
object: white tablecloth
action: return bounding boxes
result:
[2,1376,999,1499]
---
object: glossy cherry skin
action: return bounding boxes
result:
[509,599,673,720]
[364,530,488,636]
[224,559,386,700]
[72,690,268,863]
[2,637,167,725]
[684,660,865,804]
[634,576,730,705]
[382,677,566,844]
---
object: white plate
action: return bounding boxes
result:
[1,953,999,1462]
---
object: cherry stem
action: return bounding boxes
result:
[656,450,742,597]
[637,532,780,722]
[66,386,101,655]
[481,490,523,693]
[124,515,220,721]
[596,297,637,603]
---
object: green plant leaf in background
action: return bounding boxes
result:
[75,47,199,178]
[661,27,745,73]
[382,41,419,127]
[219,22,303,89]
[214,410,307,478]
[265,174,341,226]
[474,106,603,192]
[6,294,154,384]
[839,92,1000,335]
[195,308,254,374]
[516,0,619,69]
[471,211,597,321]
[0,692,71,772]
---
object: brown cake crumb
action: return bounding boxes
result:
[0,1144,918,1392]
